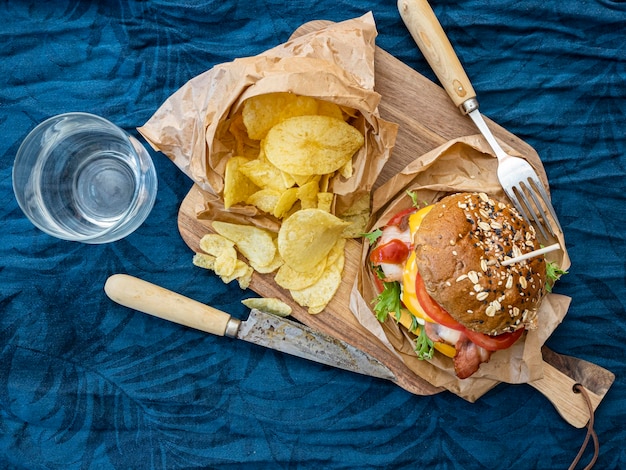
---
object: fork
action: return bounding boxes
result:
[398,0,563,240]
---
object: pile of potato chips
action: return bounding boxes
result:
[193,92,366,314]
[224,92,363,216]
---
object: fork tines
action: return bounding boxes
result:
[508,178,563,241]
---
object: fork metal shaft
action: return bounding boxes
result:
[468,108,511,161]
[468,109,562,239]
[469,110,549,238]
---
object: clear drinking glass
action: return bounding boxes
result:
[12,112,158,244]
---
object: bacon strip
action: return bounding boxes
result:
[424,313,492,378]
[424,321,461,345]
[453,334,492,379]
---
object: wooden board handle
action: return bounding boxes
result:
[531,359,611,428]
[532,347,614,428]
[398,0,476,109]
[104,274,236,337]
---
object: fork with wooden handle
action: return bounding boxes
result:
[398,0,563,241]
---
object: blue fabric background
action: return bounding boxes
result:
[1,1,625,468]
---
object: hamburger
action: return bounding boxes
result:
[366,191,564,379]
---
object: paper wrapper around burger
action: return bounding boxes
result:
[350,135,571,402]
[137,13,398,231]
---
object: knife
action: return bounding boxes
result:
[105,274,615,427]
[104,274,396,381]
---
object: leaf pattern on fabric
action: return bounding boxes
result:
[1,0,626,469]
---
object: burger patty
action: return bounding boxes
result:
[414,192,547,335]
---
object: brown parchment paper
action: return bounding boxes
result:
[350,135,572,402]
[137,12,398,230]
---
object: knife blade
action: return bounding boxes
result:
[104,274,396,381]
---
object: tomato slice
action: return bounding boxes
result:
[372,271,385,293]
[414,273,465,331]
[465,328,524,351]
[387,207,417,227]
[415,273,524,350]
[369,239,410,265]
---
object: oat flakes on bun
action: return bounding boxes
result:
[366,191,562,379]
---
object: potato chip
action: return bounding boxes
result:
[224,157,259,209]
[277,208,349,273]
[249,251,283,274]
[242,297,292,317]
[229,114,259,158]
[199,233,238,277]
[242,92,318,140]
[220,259,254,289]
[325,237,346,270]
[296,180,319,209]
[308,305,325,315]
[290,264,343,314]
[263,115,364,176]
[315,99,345,120]
[192,253,215,270]
[212,221,276,267]
[280,95,318,121]
[194,241,253,289]
[199,233,235,256]
[237,269,254,289]
[281,171,297,188]
[290,173,316,187]
[274,256,326,290]
[282,237,345,293]
[246,188,281,213]
[242,93,291,140]
[342,191,370,217]
[288,238,345,313]
[284,201,303,220]
[339,158,353,179]
[317,192,334,212]
[273,187,299,219]
[341,212,370,238]
[338,193,371,238]
[239,159,288,192]
[213,253,236,277]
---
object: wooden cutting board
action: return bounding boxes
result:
[178,19,541,395]
[177,20,614,425]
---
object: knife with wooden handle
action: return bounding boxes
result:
[105,274,613,427]
[104,274,396,381]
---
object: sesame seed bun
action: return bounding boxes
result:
[414,192,547,335]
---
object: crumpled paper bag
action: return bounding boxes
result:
[350,135,572,401]
[137,12,398,231]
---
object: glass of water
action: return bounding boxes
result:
[12,112,158,244]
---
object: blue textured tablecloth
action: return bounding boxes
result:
[2,1,625,468]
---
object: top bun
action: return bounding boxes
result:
[414,192,547,335]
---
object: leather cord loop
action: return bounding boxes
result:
[568,384,599,470]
